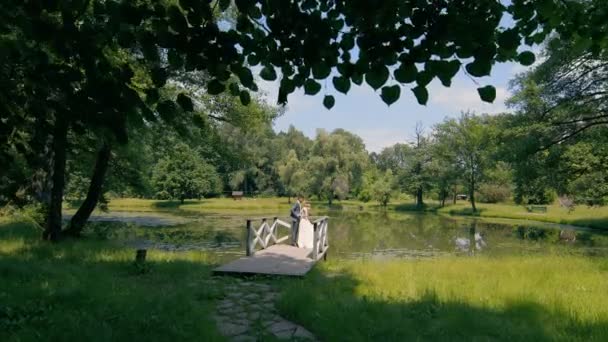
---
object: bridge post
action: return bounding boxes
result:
[312,221,318,260]
[246,219,252,256]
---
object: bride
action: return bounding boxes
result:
[296,202,315,249]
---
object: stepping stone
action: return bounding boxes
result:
[231,335,256,342]
[215,321,249,336]
[268,320,298,334]
[292,326,316,340]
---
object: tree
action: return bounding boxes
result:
[434,113,493,212]
[306,130,368,205]
[373,170,395,207]
[151,143,222,203]
[277,150,307,203]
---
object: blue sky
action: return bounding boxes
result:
[261,60,533,152]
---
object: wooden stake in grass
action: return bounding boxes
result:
[135,249,147,263]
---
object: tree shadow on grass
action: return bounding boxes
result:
[445,207,488,216]
[568,217,608,231]
[276,268,608,341]
[0,222,227,342]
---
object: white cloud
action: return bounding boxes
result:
[430,81,510,114]
[351,128,408,153]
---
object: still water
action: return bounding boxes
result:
[87,210,608,260]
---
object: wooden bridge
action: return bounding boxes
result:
[214,216,329,277]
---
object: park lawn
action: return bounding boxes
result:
[277,256,608,341]
[0,218,226,342]
[435,202,608,230]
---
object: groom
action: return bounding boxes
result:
[290,195,303,245]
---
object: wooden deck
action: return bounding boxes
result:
[214,217,329,277]
[214,245,316,277]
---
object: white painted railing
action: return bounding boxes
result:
[246,217,292,256]
[312,217,329,261]
[245,216,330,261]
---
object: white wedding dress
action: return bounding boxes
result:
[296,208,314,249]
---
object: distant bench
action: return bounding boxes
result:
[526,205,547,213]
[232,191,244,200]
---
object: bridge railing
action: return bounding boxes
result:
[245,216,329,260]
[246,217,292,256]
[312,216,329,260]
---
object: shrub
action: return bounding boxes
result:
[477,184,511,203]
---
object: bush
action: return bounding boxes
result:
[477,184,511,203]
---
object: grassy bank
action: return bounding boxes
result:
[278,257,608,341]
[91,197,608,230]
[434,202,608,230]
[0,218,225,341]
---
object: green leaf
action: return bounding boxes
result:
[304,79,321,95]
[145,88,160,105]
[207,79,225,95]
[219,0,231,11]
[248,54,260,66]
[365,65,389,90]
[394,63,417,83]
[351,72,363,85]
[517,51,536,66]
[323,95,335,110]
[157,100,177,121]
[465,60,491,77]
[312,62,331,79]
[176,93,194,112]
[228,82,240,96]
[498,28,520,52]
[237,67,254,87]
[151,67,167,87]
[416,70,433,87]
[167,50,183,69]
[332,76,351,94]
[436,60,461,87]
[239,90,251,105]
[260,66,277,81]
[477,85,496,103]
[380,85,401,106]
[411,86,428,105]
[340,33,355,51]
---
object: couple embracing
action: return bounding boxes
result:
[290,196,314,249]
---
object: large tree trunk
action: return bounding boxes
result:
[470,171,477,212]
[42,117,68,241]
[64,143,112,237]
[416,187,424,208]
[453,185,457,204]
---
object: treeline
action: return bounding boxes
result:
[57,105,608,210]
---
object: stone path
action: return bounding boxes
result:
[208,278,317,341]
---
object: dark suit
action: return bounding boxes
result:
[290,200,301,244]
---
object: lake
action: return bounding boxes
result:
[82,210,608,260]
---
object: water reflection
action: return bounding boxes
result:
[85,210,608,260]
[455,222,487,255]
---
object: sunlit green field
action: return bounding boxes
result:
[436,202,608,230]
[279,257,608,341]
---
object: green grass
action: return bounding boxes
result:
[95,197,608,230]
[435,202,608,230]
[277,257,608,341]
[0,218,226,342]
[3,213,608,341]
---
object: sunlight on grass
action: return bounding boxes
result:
[278,256,608,341]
